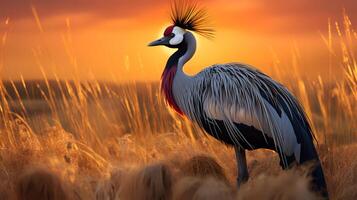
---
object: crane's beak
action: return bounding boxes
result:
[148,36,170,47]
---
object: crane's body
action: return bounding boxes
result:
[149,1,328,198]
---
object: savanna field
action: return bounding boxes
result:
[0,14,357,200]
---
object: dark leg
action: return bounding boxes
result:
[234,146,249,187]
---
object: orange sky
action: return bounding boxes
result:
[0,0,356,81]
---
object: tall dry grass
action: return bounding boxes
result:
[0,12,356,200]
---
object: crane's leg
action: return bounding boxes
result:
[234,146,249,187]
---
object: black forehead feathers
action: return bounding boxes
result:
[170,0,215,39]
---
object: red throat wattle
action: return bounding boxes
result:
[161,65,184,116]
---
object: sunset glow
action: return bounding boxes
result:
[0,0,356,81]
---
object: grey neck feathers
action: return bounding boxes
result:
[177,32,197,74]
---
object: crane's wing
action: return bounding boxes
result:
[189,63,313,164]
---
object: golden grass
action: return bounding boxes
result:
[173,177,235,200]
[0,13,356,200]
[15,168,69,200]
[180,155,230,184]
[236,171,321,200]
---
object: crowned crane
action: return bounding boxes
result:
[148,1,328,198]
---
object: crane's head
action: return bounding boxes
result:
[148,25,187,48]
[148,0,214,49]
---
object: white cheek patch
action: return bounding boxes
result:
[169,27,186,45]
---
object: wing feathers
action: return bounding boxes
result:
[196,63,305,164]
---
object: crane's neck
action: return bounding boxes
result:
[177,32,196,73]
[161,32,196,115]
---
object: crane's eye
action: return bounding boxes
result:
[168,31,183,45]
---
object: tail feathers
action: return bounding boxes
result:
[300,140,328,199]
[310,161,328,199]
[278,131,328,198]
[294,143,301,164]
